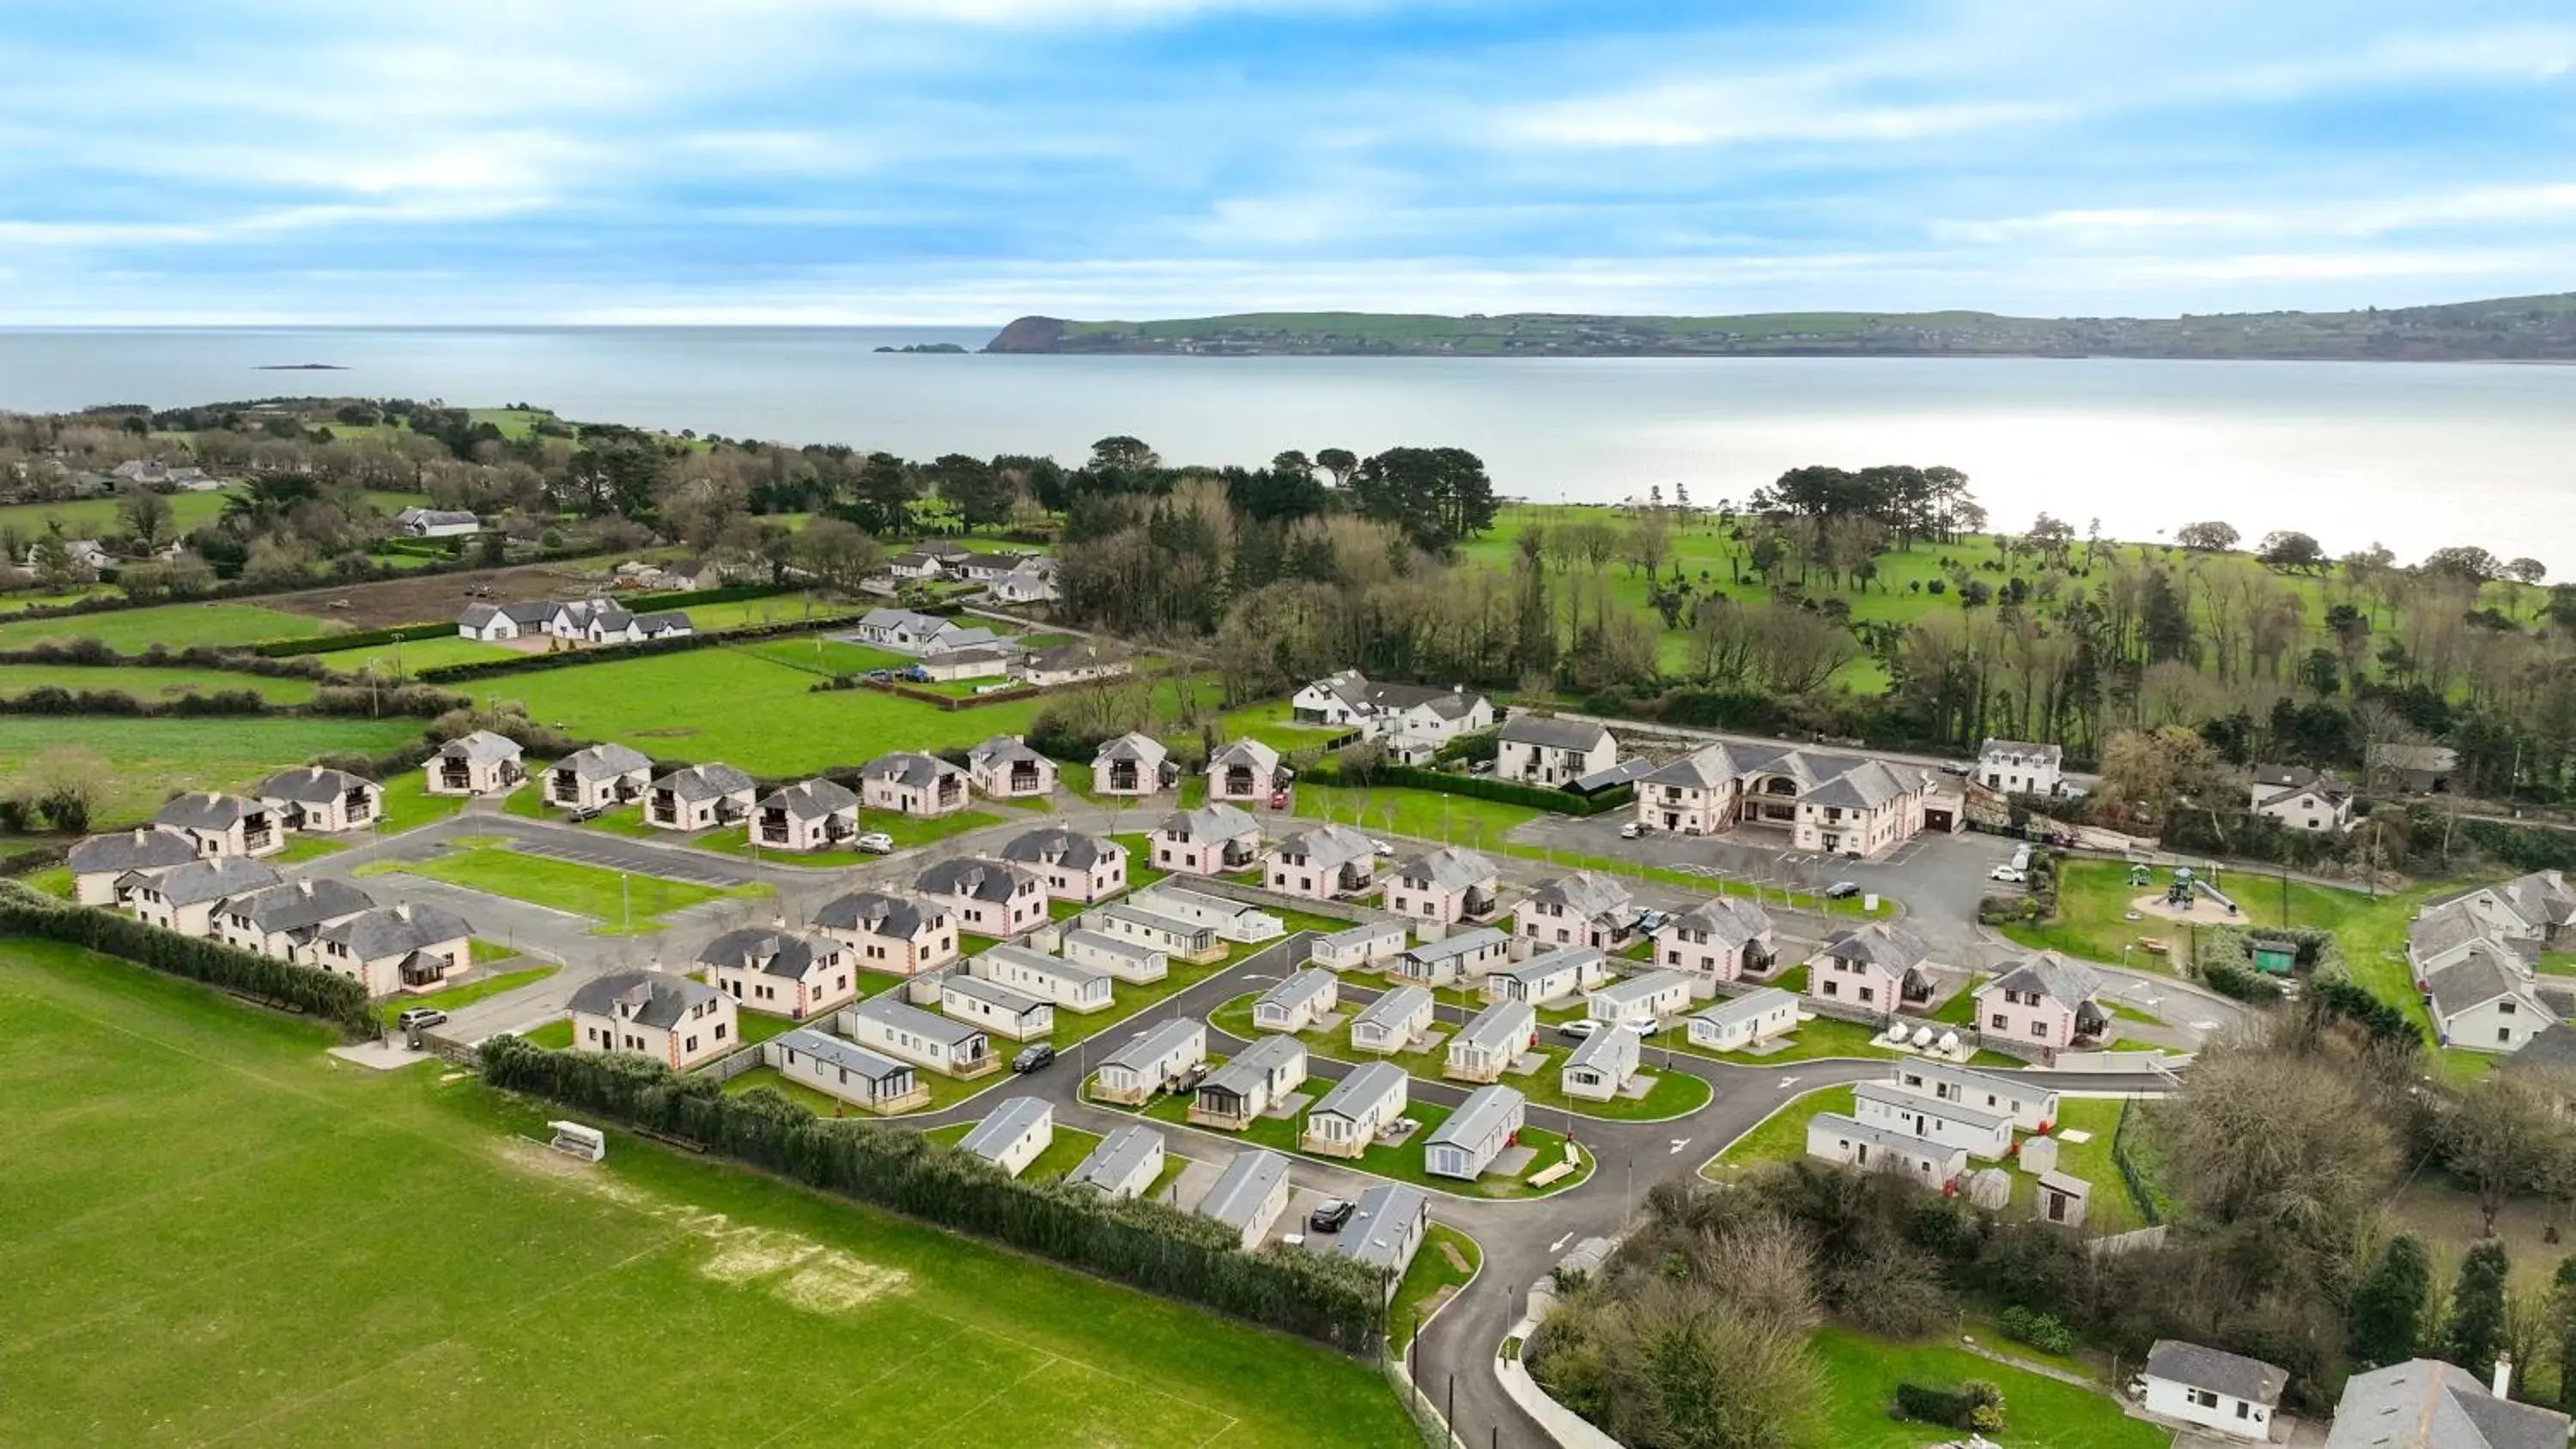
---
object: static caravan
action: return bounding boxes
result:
[1850,1081,2014,1161]
[1685,987,1800,1052]
[1191,1035,1309,1130]
[767,1028,928,1113]
[973,943,1114,1014]
[1302,1061,1408,1159]
[1444,1000,1536,1083]
[1060,927,1170,983]
[844,994,995,1076]
[1485,946,1607,1005]
[1129,884,1285,944]
[1091,1017,1206,1105]
[1349,985,1434,1054]
[1332,1184,1431,1288]
[1068,1124,1166,1199]
[1197,1149,1291,1250]
[940,974,1055,1040]
[958,1096,1054,1178]
[1390,927,1513,987]
[1585,969,1693,1027]
[1560,1023,1640,1101]
[1886,1059,2059,1133]
[1081,902,1222,962]
[1424,1085,1525,1179]
[1805,1112,1965,1187]
[1253,967,1339,1033]
[1310,920,1409,971]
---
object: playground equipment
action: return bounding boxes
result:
[2128,863,2152,888]
[2161,867,2240,917]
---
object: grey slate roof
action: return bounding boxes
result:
[814,889,941,939]
[1499,714,1612,751]
[1207,738,1281,772]
[1309,1060,1407,1120]
[1801,758,1917,811]
[1092,731,1169,767]
[1984,950,2102,1007]
[2142,1339,2287,1406]
[2505,1022,2576,1079]
[1276,823,1376,870]
[968,736,1049,771]
[1334,1184,1429,1273]
[568,969,720,1029]
[862,752,966,788]
[150,856,283,906]
[958,1096,1052,1165]
[635,611,690,634]
[2426,945,2535,1020]
[1819,922,1934,973]
[2254,762,2353,808]
[1394,846,1496,894]
[1157,803,1261,840]
[653,762,756,801]
[698,928,835,979]
[851,992,984,1047]
[255,766,375,804]
[2410,901,2493,962]
[151,792,267,830]
[437,730,522,763]
[2324,1358,2569,1449]
[1668,895,1773,945]
[1197,1149,1291,1232]
[999,827,1124,872]
[68,826,199,875]
[220,877,374,933]
[1425,1084,1524,1151]
[1069,1124,1163,1193]
[556,743,653,779]
[1979,738,2064,765]
[773,1028,910,1082]
[760,778,860,818]
[319,901,474,959]
[916,856,1042,904]
[1530,871,1633,924]
[1692,986,1798,1030]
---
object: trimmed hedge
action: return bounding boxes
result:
[0,685,270,718]
[476,1037,1386,1351]
[412,613,864,683]
[622,581,799,610]
[0,882,380,1038]
[1893,1379,2004,1434]
[1310,759,1631,816]
[256,622,460,658]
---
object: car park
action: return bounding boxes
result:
[1011,1044,1056,1073]
[1308,1199,1355,1233]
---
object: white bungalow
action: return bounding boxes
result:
[1253,967,1340,1033]
[1850,1080,2013,1160]
[1303,1061,1408,1158]
[1424,1085,1524,1179]
[2138,1340,2287,1443]
[1390,926,1513,986]
[1349,985,1435,1054]
[940,973,1054,1040]
[1485,946,1609,1005]
[972,943,1114,1014]
[1060,928,1170,983]
[767,1028,927,1113]
[1686,987,1801,1052]
[1091,1017,1206,1105]
[1560,1023,1640,1101]
[1586,970,1693,1028]
[1309,920,1409,971]
[1445,1000,1536,1082]
[845,994,996,1076]
[958,1096,1054,1177]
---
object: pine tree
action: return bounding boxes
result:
[2551,1257,2576,1412]
[2444,1240,2512,1383]
[2349,1234,2433,1369]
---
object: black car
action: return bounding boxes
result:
[1308,1199,1355,1233]
[1823,880,1862,900]
[1011,1044,1056,1074]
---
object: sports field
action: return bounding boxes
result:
[0,941,1414,1447]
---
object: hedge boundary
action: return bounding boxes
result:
[413,612,864,683]
[1310,760,1631,816]
[476,1037,1386,1351]
[0,882,380,1039]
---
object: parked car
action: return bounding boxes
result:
[566,803,605,822]
[1618,822,1645,840]
[1941,761,1972,775]
[1823,881,1861,900]
[394,1006,448,1033]
[1558,1019,1600,1040]
[1371,839,1395,857]
[1011,1044,1056,1074]
[1632,907,1668,934]
[1469,760,1495,775]
[853,832,896,854]
[1308,1199,1355,1233]
[1267,789,1291,809]
[1989,865,2026,884]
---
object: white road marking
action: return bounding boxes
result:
[1668,1138,1692,1155]
[1777,1076,1800,1088]
[1549,1233,1574,1252]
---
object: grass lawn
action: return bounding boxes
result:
[469,648,1052,775]
[734,634,914,676]
[271,833,351,863]
[2543,950,2576,978]
[0,716,427,825]
[1109,833,1173,892]
[2004,1097,2146,1234]
[1805,1326,2169,1449]
[1293,780,1542,846]
[0,938,1413,1448]
[1388,1224,1480,1351]
[732,1011,805,1046]
[309,634,522,676]
[377,773,471,833]
[358,840,771,935]
[1126,1056,1590,1200]
[0,599,330,652]
[1705,1086,1855,1182]
[519,1016,575,1048]
[693,807,1004,864]
[1210,700,1357,758]
[374,963,560,1027]
[1208,992,1714,1122]
[0,661,322,704]
[924,1121,1107,1184]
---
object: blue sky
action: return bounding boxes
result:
[4,0,2574,324]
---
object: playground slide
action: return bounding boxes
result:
[2190,877,2239,913]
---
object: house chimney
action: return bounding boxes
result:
[298,879,314,896]
[2494,1355,2513,1400]
[393,902,410,921]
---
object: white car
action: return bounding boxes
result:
[1371,839,1395,857]
[854,832,897,854]
[1989,864,2026,884]
[1558,1019,1600,1040]
[1618,822,1645,840]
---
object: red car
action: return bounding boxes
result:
[1268,789,1290,809]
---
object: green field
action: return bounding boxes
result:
[359,840,772,935]
[0,940,1413,1447]
[0,600,332,652]
[0,716,426,824]
[1806,1327,2163,1448]
[306,634,522,676]
[1388,1225,1479,1351]
[0,661,321,703]
[1292,781,1540,846]
[469,649,1051,774]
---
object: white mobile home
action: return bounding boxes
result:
[1068,1124,1166,1199]
[1303,1060,1409,1158]
[1585,969,1692,1027]
[958,1096,1054,1177]
[1091,1017,1206,1105]
[1560,1024,1640,1101]
[972,943,1114,1014]
[940,973,1054,1040]
[1197,1149,1292,1249]
[2139,1340,2287,1442]
[1332,1184,1431,1286]
[1253,967,1340,1033]
[1129,884,1284,944]
[1425,1085,1525,1179]
[1850,1081,2014,1160]
[1685,987,1800,1052]
[1445,1000,1536,1082]
[1806,1112,1965,1187]
[1886,1059,2059,1133]
[1081,901,1221,962]
[1349,985,1434,1053]
[1060,928,1169,983]
[1485,946,1608,1005]
[1391,926,1512,986]
[1191,1035,1309,1130]
[1310,920,1408,970]
[767,1028,928,1113]
[844,994,996,1076]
